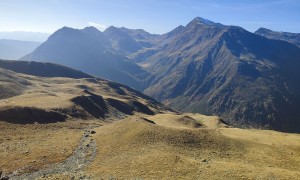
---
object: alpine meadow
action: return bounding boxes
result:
[1,0,300,179]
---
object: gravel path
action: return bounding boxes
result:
[5,127,97,180]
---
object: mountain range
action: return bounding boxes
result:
[255,27,300,47]
[20,17,300,132]
[0,39,41,59]
[0,31,50,42]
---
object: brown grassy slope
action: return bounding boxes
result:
[1,111,299,179]
[145,113,225,129]
[0,67,172,176]
[0,121,97,175]
[0,68,172,124]
[0,67,29,99]
[87,115,300,179]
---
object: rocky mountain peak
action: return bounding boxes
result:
[186,17,223,28]
[82,26,101,33]
[255,27,273,35]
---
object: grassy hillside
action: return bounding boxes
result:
[0,63,299,179]
[2,113,299,179]
[0,68,170,125]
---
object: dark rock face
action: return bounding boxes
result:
[136,17,300,132]
[255,27,300,47]
[129,100,154,115]
[106,99,154,116]
[107,98,134,115]
[0,107,67,124]
[71,94,108,119]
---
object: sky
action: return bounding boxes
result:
[0,0,299,34]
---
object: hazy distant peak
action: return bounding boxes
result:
[186,17,224,29]
[194,17,215,25]
[105,26,118,31]
[82,26,100,32]
[255,27,300,47]
[119,27,133,31]
[52,26,103,38]
[59,26,77,31]
[120,27,149,34]
[81,26,105,38]
[48,27,82,41]
[104,26,124,36]
[189,17,215,26]
[256,27,300,35]
[255,27,273,34]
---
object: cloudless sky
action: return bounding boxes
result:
[0,0,299,34]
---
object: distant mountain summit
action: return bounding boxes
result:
[103,26,144,54]
[103,26,159,55]
[186,17,224,27]
[21,26,150,91]
[255,27,300,47]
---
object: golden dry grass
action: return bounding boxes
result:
[1,113,300,179]
[145,113,225,129]
[0,76,127,109]
[0,120,100,175]
[85,115,300,179]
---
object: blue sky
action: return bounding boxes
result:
[0,0,299,34]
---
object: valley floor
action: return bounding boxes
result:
[1,113,300,179]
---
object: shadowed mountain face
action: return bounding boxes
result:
[255,28,300,47]
[103,26,159,55]
[0,59,92,79]
[21,26,150,91]
[0,39,41,59]
[136,17,300,132]
[103,26,143,55]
